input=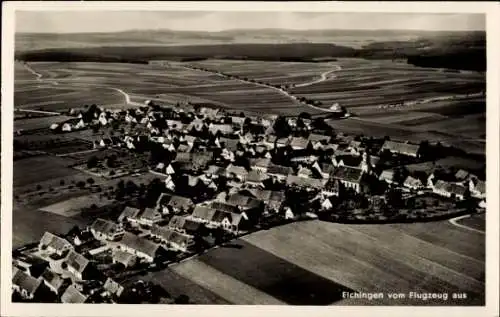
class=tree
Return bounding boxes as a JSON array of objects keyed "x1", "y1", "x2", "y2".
[
  {"x1": 87, "y1": 156, "x2": 99, "y2": 169},
  {"x1": 87, "y1": 178, "x2": 95, "y2": 185},
  {"x1": 76, "y1": 181, "x2": 86, "y2": 188},
  {"x1": 272, "y1": 116, "x2": 291, "y2": 139}
]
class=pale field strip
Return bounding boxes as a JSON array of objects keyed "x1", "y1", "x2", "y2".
[{"x1": 171, "y1": 259, "x2": 286, "y2": 305}]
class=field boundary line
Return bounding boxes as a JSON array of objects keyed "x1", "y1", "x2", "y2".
[{"x1": 449, "y1": 215, "x2": 485, "y2": 235}]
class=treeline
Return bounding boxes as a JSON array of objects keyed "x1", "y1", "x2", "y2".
[{"x1": 15, "y1": 36, "x2": 486, "y2": 71}]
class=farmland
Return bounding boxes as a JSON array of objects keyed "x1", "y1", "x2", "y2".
[{"x1": 144, "y1": 219, "x2": 484, "y2": 305}]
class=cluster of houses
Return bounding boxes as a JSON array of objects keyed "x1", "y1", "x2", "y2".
[{"x1": 17, "y1": 101, "x2": 485, "y2": 303}]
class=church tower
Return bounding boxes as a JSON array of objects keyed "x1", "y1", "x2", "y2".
[{"x1": 361, "y1": 151, "x2": 371, "y2": 175}]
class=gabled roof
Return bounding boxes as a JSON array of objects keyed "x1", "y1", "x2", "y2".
[
  {"x1": 65, "y1": 250, "x2": 90, "y2": 274},
  {"x1": 90, "y1": 218, "x2": 121, "y2": 236},
  {"x1": 332, "y1": 166, "x2": 363, "y2": 183},
  {"x1": 119, "y1": 232, "x2": 160, "y2": 259},
  {"x1": 434, "y1": 180, "x2": 468, "y2": 196},
  {"x1": 61, "y1": 284, "x2": 88, "y2": 303},
  {"x1": 209, "y1": 123, "x2": 233, "y2": 134},
  {"x1": 118, "y1": 206, "x2": 141, "y2": 222},
  {"x1": 267, "y1": 164, "x2": 293, "y2": 176},
  {"x1": 219, "y1": 137, "x2": 240, "y2": 152},
  {"x1": 205, "y1": 165, "x2": 225, "y2": 176},
  {"x1": 286, "y1": 174, "x2": 325, "y2": 189},
  {"x1": 227, "y1": 193, "x2": 263, "y2": 210},
  {"x1": 226, "y1": 164, "x2": 249, "y2": 177},
  {"x1": 211, "y1": 201, "x2": 240, "y2": 214},
  {"x1": 379, "y1": 169, "x2": 394, "y2": 181},
  {"x1": 191, "y1": 206, "x2": 217, "y2": 222},
  {"x1": 381, "y1": 140, "x2": 420, "y2": 156},
  {"x1": 41, "y1": 268, "x2": 65, "y2": 291},
  {"x1": 246, "y1": 170, "x2": 269, "y2": 183},
  {"x1": 12, "y1": 268, "x2": 42, "y2": 294},
  {"x1": 140, "y1": 208, "x2": 162, "y2": 221},
  {"x1": 404, "y1": 176, "x2": 423, "y2": 188},
  {"x1": 338, "y1": 155, "x2": 362, "y2": 168},
  {"x1": 324, "y1": 178, "x2": 341, "y2": 192},
  {"x1": 455, "y1": 169, "x2": 470, "y2": 180},
  {"x1": 308, "y1": 133, "x2": 330, "y2": 143},
  {"x1": 289, "y1": 137, "x2": 309, "y2": 149},
  {"x1": 474, "y1": 180, "x2": 486, "y2": 194},
  {"x1": 249, "y1": 158, "x2": 271, "y2": 168},
  {"x1": 39, "y1": 232, "x2": 73, "y2": 252},
  {"x1": 212, "y1": 210, "x2": 243, "y2": 226},
  {"x1": 167, "y1": 195, "x2": 194, "y2": 210},
  {"x1": 112, "y1": 250, "x2": 136, "y2": 267},
  {"x1": 103, "y1": 278, "x2": 124, "y2": 296},
  {"x1": 240, "y1": 189, "x2": 272, "y2": 201}
]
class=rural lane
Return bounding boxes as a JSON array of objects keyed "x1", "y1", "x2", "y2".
[
  {"x1": 294, "y1": 64, "x2": 342, "y2": 87},
  {"x1": 448, "y1": 214, "x2": 485, "y2": 234}
]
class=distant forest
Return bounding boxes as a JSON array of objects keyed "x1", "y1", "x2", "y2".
[{"x1": 15, "y1": 33, "x2": 486, "y2": 71}]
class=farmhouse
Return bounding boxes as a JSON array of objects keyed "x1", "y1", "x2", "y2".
[
  {"x1": 90, "y1": 218, "x2": 124, "y2": 241},
  {"x1": 117, "y1": 232, "x2": 161, "y2": 263},
  {"x1": 331, "y1": 166, "x2": 365, "y2": 193},
  {"x1": 433, "y1": 180, "x2": 468, "y2": 200},
  {"x1": 39, "y1": 232, "x2": 74, "y2": 257},
  {"x1": 381, "y1": 140, "x2": 420, "y2": 157},
  {"x1": 12, "y1": 267, "x2": 43, "y2": 300}
]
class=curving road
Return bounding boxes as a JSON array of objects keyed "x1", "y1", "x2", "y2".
[
  {"x1": 448, "y1": 214, "x2": 485, "y2": 234},
  {"x1": 294, "y1": 64, "x2": 342, "y2": 88},
  {"x1": 180, "y1": 63, "x2": 344, "y2": 114}
]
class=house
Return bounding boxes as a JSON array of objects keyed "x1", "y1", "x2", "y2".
[
  {"x1": 455, "y1": 169, "x2": 470, "y2": 181},
  {"x1": 12, "y1": 267, "x2": 43, "y2": 300},
  {"x1": 225, "y1": 164, "x2": 249, "y2": 181},
  {"x1": 89, "y1": 218, "x2": 124, "y2": 241},
  {"x1": 61, "y1": 284, "x2": 88, "y2": 303},
  {"x1": 103, "y1": 278, "x2": 124, "y2": 298},
  {"x1": 249, "y1": 158, "x2": 271, "y2": 173},
  {"x1": 189, "y1": 206, "x2": 218, "y2": 228},
  {"x1": 263, "y1": 135, "x2": 288, "y2": 149},
  {"x1": 286, "y1": 174, "x2": 325, "y2": 191},
  {"x1": 226, "y1": 193, "x2": 264, "y2": 221},
  {"x1": 403, "y1": 176, "x2": 424, "y2": 191},
  {"x1": 245, "y1": 170, "x2": 268, "y2": 187},
  {"x1": 433, "y1": 180, "x2": 468, "y2": 200},
  {"x1": 150, "y1": 225, "x2": 195, "y2": 252},
  {"x1": 297, "y1": 166, "x2": 313, "y2": 178},
  {"x1": 290, "y1": 155, "x2": 318, "y2": 164},
  {"x1": 156, "y1": 193, "x2": 194, "y2": 215},
  {"x1": 212, "y1": 210, "x2": 246, "y2": 234},
  {"x1": 289, "y1": 137, "x2": 309, "y2": 150},
  {"x1": 41, "y1": 268, "x2": 69, "y2": 295},
  {"x1": 283, "y1": 207, "x2": 295, "y2": 220},
  {"x1": 64, "y1": 250, "x2": 91, "y2": 281},
  {"x1": 12, "y1": 254, "x2": 49, "y2": 278},
  {"x1": 240, "y1": 189, "x2": 285, "y2": 213},
  {"x1": 111, "y1": 250, "x2": 137, "y2": 268},
  {"x1": 469, "y1": 179, "x2": 486, "y2": 199},
  {"x1": 336, "y1": 155, "x2": 363, "y2": 169},
  {"x1": 347, "y1": 140, "x2": 365, "y2": 155},
  {"x1": 267, "y1": 164, "x2": 293, "y2": 182},
  {"x1": 117, "y1": 232, "x2": 161, "y2": 263},
  {"x1": 231, "y1": 116, "x2": 246, "y2": 128},
  {"x1": 313, "y1": 162, "x2": 336, "y2": 179},
  {"x1": 308, "y1": 133, "x2": 330, "y2": 149},
  {"x1": 38, "y1": 232, "x2": 74, "y2": 257},
  {"x1": 117, "y1": 206, "x2": 141, "y2": 224},
  {"x1": 322, "y1": 178, "x2": 341, "y2": 197},
  {"x1": 167, "y1": 215, "x2": 204, "y2": 235},
  {"x1": 379, "y1": 169, "x2": 395, "y2": 184},
  {"x1": 137, "y1": 208, "x2": 162, "y2": 226},
  {"x1": 321, "y1": 197, "x2": 334, "y2": 210},
  {"x1": 209, "y1": 123, "x2": 233, "y2": 135},
  {"x1": 380, "y1": 140, "x2": 420, "y2": 157},
  {"x1": 331, "y1": 166, "x2": 365, "y2": 193},
  {"x1": 218, "y1": 137, "x2": 240, "y2": 152},
  {"x1": 204, "y1": 165, "x2": 225, "y2": 178}
]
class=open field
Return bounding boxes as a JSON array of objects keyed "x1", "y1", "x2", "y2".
[
  {"x1": 14, "y1": 115, "x2": 74, "y2": 131},
  {"x1": 39, "y1": 193, "x2": 114, "y2": 217},
  {"x1": 154, "y1": 219, "x2": 484, "y2": 305},
  {"x1": 13, "y1": 155, "x2": 79, "y2": 187},
  {"x1": 457, "y1": 213, "x2": 486, "y2": 232}
]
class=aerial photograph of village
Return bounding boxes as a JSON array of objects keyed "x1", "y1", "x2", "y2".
[{"x1": 10, "y1": 10, "x2": 486, "y2": 306}]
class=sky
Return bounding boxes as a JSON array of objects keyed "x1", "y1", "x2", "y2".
[{"x1": 15, "y1": 11, "x2": 485, "y2": 33}]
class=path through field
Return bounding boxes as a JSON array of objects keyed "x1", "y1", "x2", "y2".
[
  {"x1": 449, "y1": 214, "x2": 485, "y2": 234},
  {"x1": 294, "y1": 64, "x2": 342, "y2": 87}
]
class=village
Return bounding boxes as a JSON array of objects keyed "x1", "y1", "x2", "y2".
[{"x1": 12, "y1": 99, "x2": 486, "y2": 304}]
